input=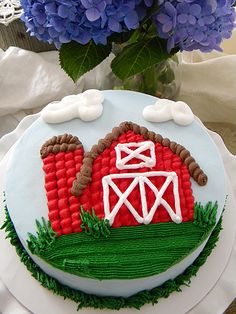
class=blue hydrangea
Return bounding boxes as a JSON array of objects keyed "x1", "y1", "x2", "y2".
[
  {"x1": 154, "y1": 0, "x2": 236, "y2": 52},
  {"x1": 20, "y1": 0, "x2": 236, "y2": 52},
  {"x1": 20, "y1": 0, "x2": 149, "y2": 48}
]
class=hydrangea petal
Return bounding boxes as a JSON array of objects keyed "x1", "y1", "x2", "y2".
[{"x1": 86, "y1": 8, "x2": 101, "y2": 22}]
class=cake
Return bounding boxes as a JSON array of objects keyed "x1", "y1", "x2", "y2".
[{"x1": 2, "y1": 90, "x2": 226, "y2": 310}]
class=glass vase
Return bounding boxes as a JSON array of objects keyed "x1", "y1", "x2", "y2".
[{"x1": 113, "y1": 54, "x2": 181, "y2": 100}]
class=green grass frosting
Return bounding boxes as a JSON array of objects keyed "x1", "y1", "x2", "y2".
[
  {"x1": 1, "y1": 204, "x2": 223, "y2": 310},
  {"x1": 25, "y1": 202, "x2": 218, "y2": 280}
]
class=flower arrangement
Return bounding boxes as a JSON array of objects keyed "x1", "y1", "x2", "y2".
[{"x1": 20, "y1": 0, "x2": 236, "y2": 85}]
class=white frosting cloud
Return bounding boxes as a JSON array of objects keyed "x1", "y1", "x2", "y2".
[
  {"x1": 41, "y1": 89, "x2": 104, "y2": 123},
  {"x1": 143, "y1": 99, "x2": 194, "y2": 126}
]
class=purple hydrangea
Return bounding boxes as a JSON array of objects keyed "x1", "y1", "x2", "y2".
[
  {"x1": 20, "y1": 0, "x2": 149, "y2": 48},
  {"x1": 154, "y1": 0, "x2": 236, "y2": 52}
]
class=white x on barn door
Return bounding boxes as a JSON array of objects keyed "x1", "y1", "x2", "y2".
[{"x1": 102, "y1": 171, "x2": 182, "y2": 225}]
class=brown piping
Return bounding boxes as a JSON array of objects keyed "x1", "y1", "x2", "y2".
[
  {"x1": 40, "y1": 134, "x2": 83, "y2": 159},
  {"x1": 70, "y1": 121, "x2": 208, "y2": 196}
]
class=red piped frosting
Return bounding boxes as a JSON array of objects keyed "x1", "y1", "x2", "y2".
[
  {"x1": 43, "y1": 149, "x2": 84, "y2": 236},
  {"x1": 41, "y1": 125, "x2": 197, "y2": 236}
]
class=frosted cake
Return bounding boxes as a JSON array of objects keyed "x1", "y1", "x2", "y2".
[{"x1": 2, "y1": 90, "x2": 226, "y2": 310}]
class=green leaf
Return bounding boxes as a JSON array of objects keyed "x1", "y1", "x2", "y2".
[
  {"x1": 108, "y1": 30, "x2": 135, "y2": 44},
  {"x1": 111, "y1": 37, "x2": 175, "y2": 80},
  {"x1": 59, "y1": 40, "x2": 112, "y2": 82}
]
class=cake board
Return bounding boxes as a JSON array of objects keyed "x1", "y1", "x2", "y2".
[{"x1": 0, "y1": 113, "x2": 236, "y2": 314}]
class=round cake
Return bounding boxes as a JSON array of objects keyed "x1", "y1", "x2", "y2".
[{"x1": 3, "y1": 90, "x2": 226, "y2": 309}]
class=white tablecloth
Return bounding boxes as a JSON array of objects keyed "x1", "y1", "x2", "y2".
[
  {"x1": 0, "y1": 29, "x2": 235, "y2": 314},
  {"x1": 0, "y1": 29, "x2": 236, "y2": 138}
]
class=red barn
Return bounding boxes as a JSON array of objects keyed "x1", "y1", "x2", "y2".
[{"x1": 41, "y1": 122, "x2": 207, "y2": 236}]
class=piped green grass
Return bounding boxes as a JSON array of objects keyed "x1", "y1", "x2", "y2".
[
  {"x1": 6, "y1": 201, "x2": 218, "y2": 281},
  {"x1": 25, "y1": 201, "x2": 217, "y2": 280},
  {"x1": 80, "y1": 207, "x2": 111, "y2": 238},
  {"x1": 33, "y1": 222, "x2": 213, "y2": 280},
  {"x1": 194, "y1": 201, "x2": 218, "y2": 228},
  {"x1": 1, "y1": 203, "x2": 223, "y2": 310},
  {"x1": 27, "y1": 218, "x2": 57, "y2": 255}
]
